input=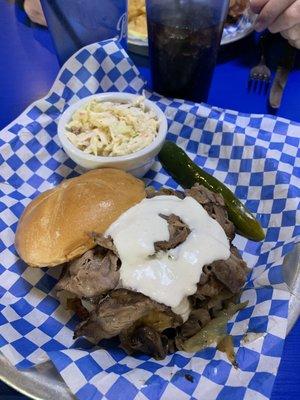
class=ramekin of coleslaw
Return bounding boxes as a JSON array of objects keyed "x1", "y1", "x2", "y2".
[{"x1": 58, "y1": 93, "x2": 168, "y2": 178}]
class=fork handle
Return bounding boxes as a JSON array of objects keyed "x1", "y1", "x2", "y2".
[
  {"x1": 260, "y1": 31, "x2": 272, "y2": 47},
  {"x1": 259, "y1": 32, "x2": 273, "y2": 56},
  {"x1": 258, "y1": 32, "x2": 272, "y2": 65},
  {"x1": 259, "y1": 54, "x2": 266, "y2": 65}
]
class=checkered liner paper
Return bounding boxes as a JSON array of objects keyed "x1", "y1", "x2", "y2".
[{"x1": 0, "y1": 39, "x2": 299, "y2": 400}]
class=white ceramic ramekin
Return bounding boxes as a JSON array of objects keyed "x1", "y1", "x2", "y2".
[{"x1": 57, "y1": 92, "x2": 168, "y2": 178}]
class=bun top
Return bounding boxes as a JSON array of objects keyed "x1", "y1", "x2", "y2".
[{"x1": 15, "y1": 169, "x2": 145, "y2": 267}]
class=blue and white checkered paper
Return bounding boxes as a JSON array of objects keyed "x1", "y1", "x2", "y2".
[{"x1": 0, "y1": 39, "x2": 299, "y2": 400}]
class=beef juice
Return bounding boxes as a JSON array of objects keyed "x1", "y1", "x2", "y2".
[{"x1": 146, "y1": 1, "x2": 228, "y2": 102}]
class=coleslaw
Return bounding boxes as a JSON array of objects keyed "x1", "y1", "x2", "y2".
[{"x1": 65, "y1": 97, "x2": 159, "y2": 157}]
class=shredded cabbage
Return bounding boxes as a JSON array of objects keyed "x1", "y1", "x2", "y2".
[{"x1": 65, "y1": 97, "x2": 159, "y2": 157}]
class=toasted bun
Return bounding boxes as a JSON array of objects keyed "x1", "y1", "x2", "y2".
[{"x1": 15, "y1": 169, "x2": 145, "y2": 267}]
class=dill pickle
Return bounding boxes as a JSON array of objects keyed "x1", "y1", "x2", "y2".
[{"x1": 158, "y1": 141, "x2": 265, "y2": 242}]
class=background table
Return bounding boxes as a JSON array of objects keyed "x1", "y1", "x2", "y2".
[{"x1": 1, "y1": 1, "x2": 300, "y2": 399}]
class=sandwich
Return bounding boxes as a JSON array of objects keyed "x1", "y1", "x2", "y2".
[{"x1": 16, "y1": 168, "x2": 248, "y2": 359}]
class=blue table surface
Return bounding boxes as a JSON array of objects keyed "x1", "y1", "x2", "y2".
[{"x1": 0, "y1": 1, "x2": 299, "y2": 399}]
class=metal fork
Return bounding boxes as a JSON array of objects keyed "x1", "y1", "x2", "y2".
[{"x1": 248, "y1": 34, "x2": 272, "y2": 93}]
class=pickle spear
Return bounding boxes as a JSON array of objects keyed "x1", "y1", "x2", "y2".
[{"x1": 158, "y1": 141, "x2": 265, "y2": 242}]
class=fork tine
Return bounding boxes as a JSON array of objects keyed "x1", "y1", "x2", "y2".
[{"x1": 248, "y1": 33, "x2": 271, "y2": 95}]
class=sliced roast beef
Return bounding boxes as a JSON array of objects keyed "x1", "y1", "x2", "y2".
[
  {"x1": 148, "y1": 184, "x2": 235, "y2": 241},
  {"x1": 146, "y1": 187, "x2": 185, "y2": 199},
  {"x1": 191, "y1": 308, "x2": 211, "y2": 326},
  {"x1": 154, "y1": 214, "x2": 191, "y2": 252},
  {"x1": 198, "y1": 265, "x2": 212, "y2": 285},
  {"x1": 206, "y1": 288, "x2": 235, "y2": 312},
  {"x1": 181, "y1": 308, "x2": 211, "y2": 338},
  {"x1": 90, "y1": 233, "x2": 119, "y2": 256},
  {"x1": 210, "y1": 246, "x2": 249, "y2": 293},
  {"x1": 120, "y1": 326, "x2": 169, "y2": 360},
  {"x1": 66, "y1": 298, "x2": 90, "y2": 320},
  {"x1": 58, "y1": 183, "x2": 249, "y2": 359},
  {"x1": 194, "y1": 275, "x2": 224, "y2": 300},
  {"x1": 74, "y1": 289, "x2": 172, "y2": 341},
  {"x1": 56, "y1": 247, "x2": 120, "y2": 299},
  {"x1": 185, "y1": 184, "x2": 235, "y2": 241}
]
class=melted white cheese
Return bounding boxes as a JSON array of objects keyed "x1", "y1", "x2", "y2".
[
  {"x1": 106, "y1": 196, "x2": 230, "y2": 321},
  {"x1": 172, "y1": 297, "x2": 191, "y2": 323}
]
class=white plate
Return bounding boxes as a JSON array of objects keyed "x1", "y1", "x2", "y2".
[{"x1": 128, "y1": 11, "x2": 256, "y2": 56}]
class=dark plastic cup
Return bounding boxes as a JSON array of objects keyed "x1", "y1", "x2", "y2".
[
  {"x1": 40, "y1": 0, "x2": 127, "y2": 64},
  {"x1": 146, "y1": 0, "x2": 229, "y2": 103}
]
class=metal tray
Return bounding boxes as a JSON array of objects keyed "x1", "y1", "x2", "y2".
[{"x1": 1, "y1": 243, "x2": 299, "y2": 400}]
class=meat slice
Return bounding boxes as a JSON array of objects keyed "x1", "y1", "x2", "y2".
[
  {"x1": 181, "y1": 308, "x2": 211, "y2": 338},
  {"x1": 198, "y1": 265, "x2": 212, "y2": 286},
  {"x1": 147, "y1": 184, "x2": 235, "y2": 241},
  {"x1": 194, "y1": 275, "x2": 224, "y2": 300},
  {"x1": 186, "y1": 184, "x2": 235, "y2": 241},
  {"x1": 210, "y1": 246, "x2": 249, "y2": 293},
  {"x1": 154, "y1": 214, "x2": 191, "y2": 252},
  {"x1": 67, "y1": 298, "x2": 90, "y2": 320},
  {"x1": 192, "y1": 308, "x2": 211, "y2": 326},
  {"x1": 146, "y1": 187, "x2": 185, "y2": 199},
  {"x1": 90, "y1": 233, "x2": 119, "y2": 255},
  {"x1": 120, "y1": 326, "x2": 169, "y2": 360},
  {"x1": 74, "y1": 289, "x2": 170, "y2": 341},
  {"x1": 56, "y1": 248, "x2": 120, "y2": 299}
]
